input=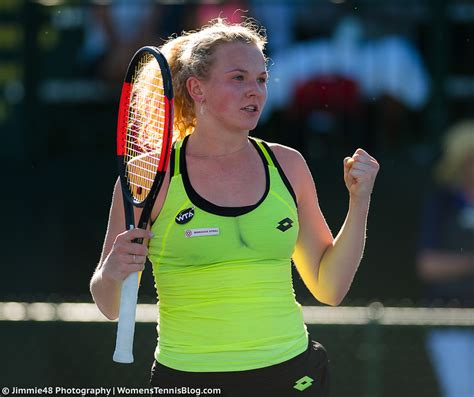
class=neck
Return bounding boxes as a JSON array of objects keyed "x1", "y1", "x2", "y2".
[{"x1": 186, "y1": 128, "x2": 250, "y2": 158}]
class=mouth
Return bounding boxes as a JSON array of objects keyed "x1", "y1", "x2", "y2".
[{"x1": 241, "y1": 105, "x2": 259, "y2": 113}]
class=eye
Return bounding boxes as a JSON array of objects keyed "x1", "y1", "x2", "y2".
[
  {"x1": 233, "y1": 75, "x2": 244, "y2": 81},
  {"x1": 257, "y1": 76, "x2": 267, "y2": 84}
]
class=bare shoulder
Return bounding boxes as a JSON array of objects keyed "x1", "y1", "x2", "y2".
[
  {"x1": 265, "y1": 142, "x2": 309, "y2": 172},
  {"x1": 266, "y1": 142, "x2": 301, "y2": 160},
  {"x1": 264, "y1": 142, "x2": 313, "y2": 200}
]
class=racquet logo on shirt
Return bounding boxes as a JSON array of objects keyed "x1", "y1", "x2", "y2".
[{"x1": 185, "y1": 228, "x2": 220, "y2": 238}]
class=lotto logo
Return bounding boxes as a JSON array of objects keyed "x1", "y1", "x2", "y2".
[
  {"x1": 277, "y1": 217, "x2": 293, "y2": 232},
  {"x1": 293, "y1": 376, "x2": 315, "y2": 391}
]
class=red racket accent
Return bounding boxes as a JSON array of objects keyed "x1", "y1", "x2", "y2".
[
  {"x1": 117, "y1": 82, "x2": 132, "y2": 156},
  {"x1": 158, "y1": 97, "x2": 173, "y2": 173}
]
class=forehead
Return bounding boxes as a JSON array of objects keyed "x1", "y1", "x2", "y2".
[{"x1": 210, "y1": 42, "x2": 266, "y2": 72}]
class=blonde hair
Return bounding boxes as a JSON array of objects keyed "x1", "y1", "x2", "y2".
[
  {"x1": 130, "y1": 52, "x2": 167, "y2": 152},
  {"x1": 435, "y1": 120, "x2": 474, "y2": 188},
  {"x1": 160, "y1": 18, "x2": 267, "y2": 139}
]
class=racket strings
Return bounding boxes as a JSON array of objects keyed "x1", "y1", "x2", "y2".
[{"x1": 125, "y1": 54, "x2": 167, "y2": 202}]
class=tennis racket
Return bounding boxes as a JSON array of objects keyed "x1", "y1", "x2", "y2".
[{"x1": 113, "y1": 46, "x2": 173, "y2": 364}]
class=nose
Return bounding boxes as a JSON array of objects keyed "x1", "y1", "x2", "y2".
[{"x1": 246, "y1": 80, "x2": 266, "y2": 98}]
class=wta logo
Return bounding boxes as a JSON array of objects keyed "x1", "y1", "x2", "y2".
[{"x1": 175, "y1": 207, "x2": 194, "y2": 224}]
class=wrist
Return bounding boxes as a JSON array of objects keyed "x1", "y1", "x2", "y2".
[{"x1": 349, "y1": 194, "x2": 371, "y2": 211}]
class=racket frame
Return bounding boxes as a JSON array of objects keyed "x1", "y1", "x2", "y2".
[{"x1": 113, "y1": 46, "x2": 173, "y2": 364}]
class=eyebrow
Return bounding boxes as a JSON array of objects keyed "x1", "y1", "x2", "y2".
[{"x1": 225, "y1": 68, "x2": 268, "y2": 75}]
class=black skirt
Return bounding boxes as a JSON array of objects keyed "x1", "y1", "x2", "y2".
[{"x1": 150, "y1": 340, "x2": 330, "y2": 397}]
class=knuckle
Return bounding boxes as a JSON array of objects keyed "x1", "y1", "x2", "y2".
[
  {"x1": 131, "y1": 245, "x2": 144, "y2": 255},
  {"x1": 114, "y1": 243, "x2": 127, "y2": 255},
  {"x1": 133, "y1": 227, "x2": 146, "y2": 236}
]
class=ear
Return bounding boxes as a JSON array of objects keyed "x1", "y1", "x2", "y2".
[{"x1": 186, "y1": 76, "x2": 205, "y2": 103}]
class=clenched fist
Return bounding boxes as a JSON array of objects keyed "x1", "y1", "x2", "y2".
[{"x1": 343, "y1": 149, "x2": 380, "y2": 200}]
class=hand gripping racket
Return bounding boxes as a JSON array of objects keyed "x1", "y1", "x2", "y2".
[{"x1": 113, "y1": 46, "x2": 173, "y2": 363}]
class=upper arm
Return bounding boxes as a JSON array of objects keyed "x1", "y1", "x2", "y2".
[{"x1": 269, "y1": 144, "x2": 333, "y2": 296}]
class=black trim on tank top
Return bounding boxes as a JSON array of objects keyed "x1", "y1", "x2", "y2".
[
  {"x1": 169, "y1": 142, "x2": 176, "y2": 177},
  {"x1": 258, "y1": 141, "x2": 298, "y2": 207},
  {"x1": 180, "y1": 134, "x2": 270, "y2": 217}
]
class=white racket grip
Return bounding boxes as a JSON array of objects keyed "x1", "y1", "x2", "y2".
[{"x1": 113, "y1": 271, "x2": 139, "y2": 363}]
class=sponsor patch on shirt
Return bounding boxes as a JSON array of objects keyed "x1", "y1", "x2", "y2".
[
  {"x1": 175, "y1": 207, "x2": 194, "y2": 224},
  {"x1": 185, "y1": 228, "x2": 220, "y2": 238}
]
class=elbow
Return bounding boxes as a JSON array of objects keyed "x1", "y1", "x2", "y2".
[
  {"x1": 326, "y1": 297, "x2": 344, "y2": 307},
  {"x1": 90, "y1": 285, "x2": 119, "y2": 321},
  {"x1": 319, "y1": 294, "x2": 345, "y2": 307},
  {"x1": 102, "y1": 309, "x2": 119, "y2": 321},
  {"x1": 90, "y1": 270, "x2": 120, "y2": 320},
  {"x1": 305, "y1": 277, "x2": 348, "y2": 306},
  {"x1": 93, "y1": 297, "x2": 119, "y2": 321},
  {"x1": 312, "y1": 289, "x2": 346, "y2": 307},
  {"x1": 93, "y1": 296, "x2": 119, "y2": 321}
]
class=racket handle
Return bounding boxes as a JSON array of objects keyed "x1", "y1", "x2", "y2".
[{"x1": 113, "y1": 272, "x2": 139, "y2": 363}]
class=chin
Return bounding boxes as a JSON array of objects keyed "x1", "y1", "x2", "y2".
[{"x1": 242, "y1": 119, "x2": 261, "y2": 131}]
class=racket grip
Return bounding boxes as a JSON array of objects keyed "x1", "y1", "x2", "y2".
[{"x1": 113, "y1": 272, "x2": 139, "y2": 363}]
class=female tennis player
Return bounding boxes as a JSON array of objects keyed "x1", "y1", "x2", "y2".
[{"x1": 90, "y1": 18, "x2": 379, "y2": 396}]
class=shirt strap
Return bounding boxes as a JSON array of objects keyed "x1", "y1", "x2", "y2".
[
  {"x1": 171, "y1": 139, "x2": 184, "y2": 177},
  {"x1": 251, "y1": 137, "x2": 275, "y2": 167}
]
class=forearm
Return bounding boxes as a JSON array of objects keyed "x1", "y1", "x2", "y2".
[
  {"x1": 418, "y1": 250, "x2": 474, "y2": 282},
  {"x1": 90, "y1": 265, "x2": 122, "y2": 320},
  {"x1": 317, "y1": 197, "x2": 370, "y2": 305}
]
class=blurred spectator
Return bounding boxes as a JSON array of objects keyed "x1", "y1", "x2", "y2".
[
  {"x1": 416, "y1": 120, "x2": 474, "y2": 397},
  {"x1": 250, "y1": 2, "x2": 297, "y2": 54},
  {"x1": 261, "y1": 16, "x2": 430, "y2": 155},
  {"x1": 193, "y1": 0, "x2": 248, "y2": 28},
  {"x1": 79, "y1": 1, "x2": 184, "y2": 87},
  {"x1": 79, "y1": 1, "x2": 254, "y2": 87}
]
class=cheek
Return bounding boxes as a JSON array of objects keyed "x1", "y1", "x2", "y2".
[{"x1": 208, "y1": 87, "x2": 238, "y2": 113}]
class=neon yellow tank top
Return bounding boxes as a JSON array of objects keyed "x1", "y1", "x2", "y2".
[{"x1": 148, "y1": 135, "x2": 308, "y2": 372}]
